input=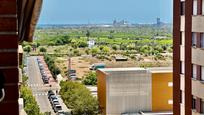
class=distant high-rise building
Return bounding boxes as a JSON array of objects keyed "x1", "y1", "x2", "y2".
[
  {"x1": 173, "y1": 0, "x2": 204, "y2": 115},
  {"x1": 113, "y1": 19, "x2": 128, "y2": 26},
  {"x1": 97, "y1": 67, "x2": 173, "y2": 115},
  {"x1": 157, "y1": 18, "x2": 161, "y2": 26}
]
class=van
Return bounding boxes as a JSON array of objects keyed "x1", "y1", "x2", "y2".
[{"x1": 89, "y1": 63, "x2": 105, "y2": 70}]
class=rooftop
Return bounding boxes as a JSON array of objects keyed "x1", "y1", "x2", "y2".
[
  {"x1": 140, "y1": 111, "x2": 173, "y2": 115},
  {"x1": 98, "y1": 67, "x2": 172, "y2": 74}
]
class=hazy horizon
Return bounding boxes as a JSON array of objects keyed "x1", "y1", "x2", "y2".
[{"x1": 38, "y1": 0, "x2": 173, "y2": 25}]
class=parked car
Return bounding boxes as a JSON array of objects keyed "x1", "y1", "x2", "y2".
[
  {"x1": 48, "y1": 93, "x2": 55, "y2": 99},
  {"x1": 56, "y1": 110, "x2": 65, "y2": 115},
  {"x1": 48, "y1": 90, "x2": 54, "y2": 97},
  {"x1": 49, "y1": 95, "x2": 58, "y2": 101},
  {"x1": 43, "y1": 77, "x2": 49, "y2": 83},
  {"x1": 68, "y1": 69, "x2": 76, "y2": 75},
  {"x1": 89, "y1": 63, "x2": 105, "y2": 70},
  {"x1": 52, "y1": 101, "x2": 60, "y2": 107},
  {"x1": 53, "y1": 105, "x2": 62, "y2": 113},
  {"x1": 51, "y1": 99, "x2": 59, "y2": 107},
  {"x1": 69, "y1": 74, "x2": 77, "y2": 80}
]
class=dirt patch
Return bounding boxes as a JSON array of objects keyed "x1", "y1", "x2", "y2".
[{"x1": 70, "y1": 57, "x2": 91, "y2": 79}]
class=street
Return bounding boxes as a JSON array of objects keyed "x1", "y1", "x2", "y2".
[{"x1": 27, "y1": 56, "x2": 56, "y2": 114}]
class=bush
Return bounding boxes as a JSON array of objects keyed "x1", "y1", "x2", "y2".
[
  {"x1": 39, "y1": 47, "x2": 47, "y2": 53},
  {"x1": 23, "y1": 45, "x2": 32, "y2": 53}
]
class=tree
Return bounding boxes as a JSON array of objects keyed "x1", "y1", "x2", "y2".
[
  {"x1": 36, "y1": 42, "x2": 41, "y2": 47},
  {"x1": 82, "y1": 72, "x2": 97, "y2": 85},
  {"x1": 85, "y1": 49, "x2": 90, "y2": 55},
  {"x1": 44, "y1": 54, "x2": 61, "y2": 79},
  {"x1": 91, "y1": 47, "x2": 100, "y2": 56},
  {"x1": 78, "y1": 41, "x2": 88, "y2": 48},
  {"x1": 60, "y1": 81, "x2": 99, "y2": 115},
  {"x1": 86, "y1": 30, "x2": 90, "y2": 39},
  {"x1": 102, "y1": 46, "x2": 110, "y2": 55},
  {"x1": 112, "y1": 45, "x2": 118, "y2": 51},
  {"x1": 20, "y1": 86, "x2": 41, "y2": 115},
  {"x1": 39, "y1": 47, "x2": 47, "y2": 53},
  {"x1": 73, "y1": 49, "x2": 80, "y2": 56},
  {"x1": 23, "y1": 45, "x2": 32, "y2": 53}
]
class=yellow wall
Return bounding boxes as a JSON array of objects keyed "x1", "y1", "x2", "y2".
[
  {"x1": 97, "y1": 70, "x2": 107, "y2": 115},
  {"x1": 152, "y1": 72, "x2": 173, "y2": 111}
]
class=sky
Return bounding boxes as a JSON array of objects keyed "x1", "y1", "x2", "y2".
[{"x1": 38, "y1": 0, "x2": 173, "y2": 24}]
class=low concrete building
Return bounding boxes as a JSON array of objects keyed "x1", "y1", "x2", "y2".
[{"x1": 97, "y1": 67, "x2": 172, "y2": 115}]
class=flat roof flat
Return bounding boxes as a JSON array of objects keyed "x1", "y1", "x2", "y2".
[
  {"x1": 148, "y1": 67, "x2": 172, "y2": 73},
  {"x1": 98, "y1": 67, "x2": 145, "y2": 72},
  {"x1": 98, "y1": 67, "x2": 172, "y2": 73},
  {"x1": 140, "y1": 111, "x2": 173, "y2": 115}
]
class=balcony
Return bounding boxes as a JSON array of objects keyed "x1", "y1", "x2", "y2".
[
  {"x1": 192, "y1": 16, "x2": 204, "y2": 32},
  {"x1": 192, "y1": 79, "x2": 204, "y2": 99},
  {"x1": 180, "y1": 16, "x2": 204, "y2": 32},
  {"x1": 192, "y1": 48, "x2": 204, "y2": 65}
]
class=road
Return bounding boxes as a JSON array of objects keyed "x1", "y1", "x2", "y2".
[{"x1": 27, "y1": 56, "x2": 56, "y2": 114}]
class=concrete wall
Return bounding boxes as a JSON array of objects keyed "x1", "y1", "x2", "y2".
[{"x1": 105, "y1": 70, "x2": 152, "y2": 115}]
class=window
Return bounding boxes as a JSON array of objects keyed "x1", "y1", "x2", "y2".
[
  {"x1": 181, "y1": 32, "x2": 185, "y2": 45},
  {"x1": 168, "y1": 82, "x2": 173, "y2": 87},
  {"x1": 202, "y1": 100, "x2": 204, "y2": 113},
  {"x1": 168, "y1": 100, "x2": 173, "y2": 105},
  {"x1": 202, "y1": 66, "x2": 204, "y2": 81},
  {"x1": 181, "y1": 61, "x2": 185, "y2": 74},
  {"x1": 193, "y1": 0, "x2": 198, "y2": 15},
  {"x1": 193, "y1": 64, "x2": 197, "y2": 79},
  {"x1": 201, "y1": 33, "x2": 204, "y2": 48},
  {"x1": 192, "y1": 33, "x2": 197, "y2": 47},
  {"x1": 192, "y1": 97, "x2": 196, "y2": 109},
  {"x1": 181, "y1": 2, "x2": 185, "y2": 15}
]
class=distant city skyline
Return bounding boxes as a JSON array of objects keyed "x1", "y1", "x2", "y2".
[{"x1": 38, "y1": 0, "x2": 173, "y2": 24}]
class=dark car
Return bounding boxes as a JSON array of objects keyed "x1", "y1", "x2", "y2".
[
  {"x1": 48, "y1": 90, "x2": 54, "y2": 96},
  {"x1": 52, "y1": 101, "x2": 60, "y2": 107},
  {"x1": 53, "y1": 105, "x2": 62, "y2": 113},
  {"x1": 48, "y1": 92, "x2": 55, "y2": 99},
  {"x1": 57, "y1": 110, "x2": 65, "y2": 115},
  {"x1": 51, "y1": 99, "x2": 59, "y2": 107},
  {"x1": 49, "y1": 95, "x2": 58, "y2": 101},
  {"x1": 43, "y1": 79, "x2": 49, "y2": 84}
]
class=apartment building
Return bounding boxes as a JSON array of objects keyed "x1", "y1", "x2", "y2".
[
  {"x1": 97, "y1": 67, "x2": 172, "y2": 115},
  {"x1": 173, "y1": 0, "x2": 204, "y2": 114},
  {"x1": 0, "y1": 1, "x2": 42, "y2": 114}
]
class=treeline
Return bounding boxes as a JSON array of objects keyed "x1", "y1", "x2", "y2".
[
  {"x1": 20, "y1": 75, "x2": 42, "y2": 115},
  {"x1": 20, "y1": 86, "x2": 41, "y2": 115},
  {"x1": 44, "y1": 54, "x2": 61, "y2": 79}
]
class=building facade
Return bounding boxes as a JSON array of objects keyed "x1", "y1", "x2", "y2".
[
  {"x1": 97, "y1": 67, "x2": 172, "y2": 115},
  {"x1": 0, "y1": 1, "x2": 42, "y2": 114},
  {"x1": 173, "y1": 0, "x2": 204, "y2": 114}
]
